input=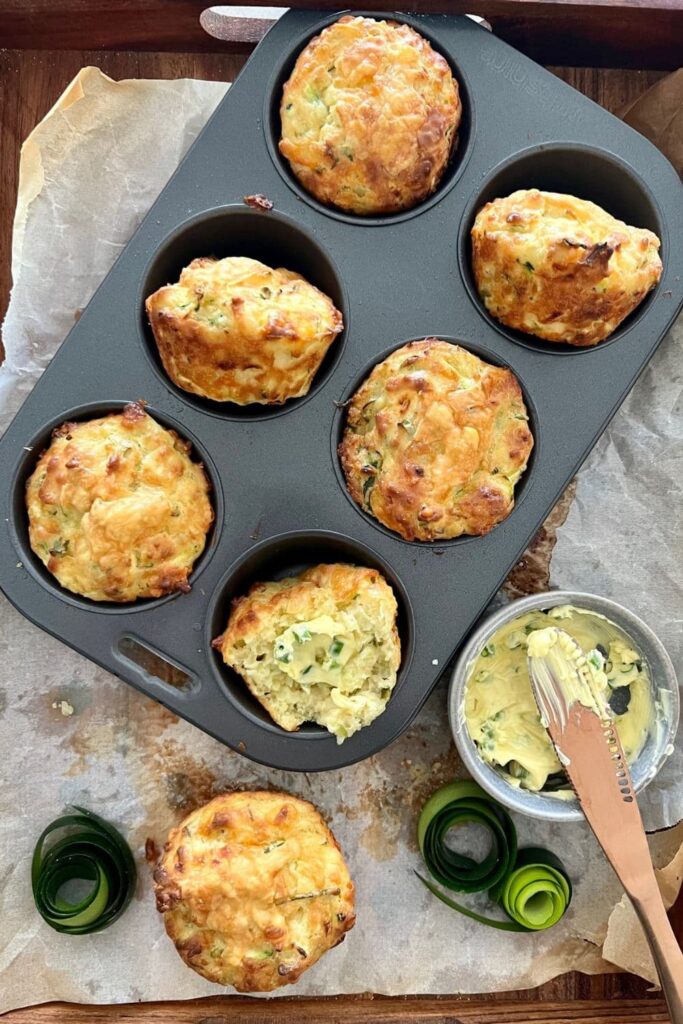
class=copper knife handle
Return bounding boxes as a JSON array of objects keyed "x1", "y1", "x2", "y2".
[
  {"x1": 629, "y1": 881, "x2": 683, "y2": 1024},
  {"x1": 528, "y1": 650, "x2": 683, "y2": 1024},
  {"x1": 549, "y1": 707, "x2": 683, "y2": 1023}
]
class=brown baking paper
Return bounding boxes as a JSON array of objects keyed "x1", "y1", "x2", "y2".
[
  {"x1": 618, "y1": 68, "x2": 683, "y2": 177},
  {"x1": 0, "y1": 67, "x2": 682, "y2": 1013}
]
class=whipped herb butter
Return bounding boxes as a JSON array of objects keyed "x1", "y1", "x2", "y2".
[{"x1": 464, "y1": 604, "x2": 656, "y2": 794}]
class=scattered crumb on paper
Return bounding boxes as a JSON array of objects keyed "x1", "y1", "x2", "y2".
[{"x1": 51, "y1": 700, "x2": 74, "y2": 717}]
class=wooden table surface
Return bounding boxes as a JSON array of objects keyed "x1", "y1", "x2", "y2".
[{"x1": 0, "y1": 33, "x2": 676, "y2": 1024}]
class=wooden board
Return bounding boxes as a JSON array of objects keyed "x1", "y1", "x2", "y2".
[
  {"x1": 0, "y1": 996, "x2": 676, "y2": 1022},
  {"x1": 0, "y1": 34, "x2": 676, "y2": 1024},
  {"x1": 0, "y1": 0, "x2": 682, "y2": 67}
]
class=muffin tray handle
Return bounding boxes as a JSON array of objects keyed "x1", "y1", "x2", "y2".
[{"x1": 112, "y1": 634, "x2": 200, "y2": 697}]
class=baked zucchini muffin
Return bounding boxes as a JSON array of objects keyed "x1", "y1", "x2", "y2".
[
  {"x1": 471, "y1": 189, "x2": 662, "y2": 346},
  {"x1": 213, "y1": 563, "x2": 401, "y2": 742},
  {"x1": 146, "y1": 256, "x2": 343, "y2": 404},
  {"x1": 279, "y1": 15, "x2": 461, "y2": 215},
  {"x1": 154, "y1": 791, "x2": 355, "y2": 992},
  {"x1": 339, "y1": 339, "x2": 533, "y2": 542},
  {"x1": 26, "y1": 402, "x2": 213, "y2": 601}
]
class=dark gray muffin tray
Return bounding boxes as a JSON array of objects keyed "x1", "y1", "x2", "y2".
[{"x1": 1, "y1": 10, "x2": 681, "y2": 771}]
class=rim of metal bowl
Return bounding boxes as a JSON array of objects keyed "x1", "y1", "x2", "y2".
[{"x1": 448, "y1": 590, "x2": 680, "y2": 823}]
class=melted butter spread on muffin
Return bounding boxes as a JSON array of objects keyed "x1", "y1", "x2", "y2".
[
  {"x1": 464, "y1": 605, "x2": 656, "y2": 794},
  {"x1": 214, "y1": 563, "x2": 401, "y2": 742},
  {"x1": 25, "y1": 402, "x2": 213, "y2": 601},
  {"x1": 154, "y1": 791, "x2": 355, "y2": 992},
  {"x1": 339, "y1": 339, "x2": 533, "y2": 542},
  {"x1": 279, "y1": 15, "x2": 462, "y2": 215},
  {"x1": 471, "y1": 189, "x2": 662, "y2": 346},
  {"x1": 146, "y1": 256, "x2": 343, "y2": 404},
  {"x1": 274, "y1": 615, "x2": 356, "y2": 686}
]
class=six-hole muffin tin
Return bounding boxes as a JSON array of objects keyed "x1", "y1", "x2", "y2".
[{"x1": 1, "y1": 9, "x2": 681, "y2": 771}]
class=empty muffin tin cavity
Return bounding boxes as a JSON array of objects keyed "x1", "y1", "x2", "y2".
[
  {"x1": 331, "y1": 337, "x2": 539, "y2": 546},
  {"x1": 264, "y1": 11, "x2": 474, "y2": 225},
  {"x1": 206, "y1": 530, "x2": 414, "y2": 737},
  {"x1": 139, "y1": 206, "x2": 349, "y2": 419},
  {"x1": 459, "y1": 143, "x2": 666, "y2": 355},
  {"x1": 11, "y1": 401, "x2": 223, "y2": 613}
]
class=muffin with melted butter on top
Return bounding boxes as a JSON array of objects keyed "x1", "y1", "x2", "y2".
[
  {"x1": 213, "y1": 563, "x2": 401, "y2": 742},
  {"x1": 146, "y1": 256, "x2": 343, "y2": 404},
  {"x1": 25, "y1": 402, "x2": 213, "y2": 601},
  {"x1": 471, "y1": 189, "x2": 662, "y2": 346},
  {"x1": 279, "y1": 15, "x2": 462, "y2": 215}
]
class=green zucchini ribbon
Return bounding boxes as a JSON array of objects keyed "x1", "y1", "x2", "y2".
[
  {"x1": 31, "y1": 806, "x2": 137, "y2": 934},
  {"x1": 417, "y1": 781, "x2": 571, "y2": 932}
]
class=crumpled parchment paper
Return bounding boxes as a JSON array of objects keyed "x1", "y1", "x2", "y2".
[
  {"x1": 617, "y1": 67, "x2": 683, "y2": 176},
  {"x1": 0, "y1": 66, "x2": 681, "y2": 1014}
]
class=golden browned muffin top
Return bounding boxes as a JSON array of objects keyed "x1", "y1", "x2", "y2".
[
  {"x1": 279, "y1": 15, "x2": 461, "y2": 215},
  {"x1": 146, "y1": 256, "x2": 343, "y2": 405},
  {"x1": 214, "y1": 562, "x2": 400, "y2": 742},
  {"x1": 25, "y1": 402, "x2": 213, "y2": 601},
  {"x1": 471, "y1": 189, "x2": 663, "y2": 346},
  {"x1": 154, "y1": 791, "x2": 356, "y2": 992},
  {"x1": 339, "y1": 339, "x2": 533, "y2": 542}
]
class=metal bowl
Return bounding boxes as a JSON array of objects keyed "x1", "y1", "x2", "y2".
[{"x1": 448, "y1": 590, "x2": 679, "y2": 822}]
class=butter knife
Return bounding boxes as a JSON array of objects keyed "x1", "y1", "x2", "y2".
[{"x1": 527, "y1": 627, "x2": 683, "y2": 1024}]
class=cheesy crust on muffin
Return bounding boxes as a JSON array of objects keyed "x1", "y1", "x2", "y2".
[
  {"x1": 471, "y1": 189, "x2": 662, "y2": 346},
  {"x1": 213, "y1": 563, "x2": 401, "y2": 742},
  {"x1": 154, "y1": 791, "x2": 356, "y2": 992},
  {"x1": 339, "y1": 339, "x2": 533, "y2": 542},
  {"x1": 26, "y1": 402, "x2": 213, "y2": 601},
  {"x1": 279, "y1": 15, "x2": 461, "y2": 215},
  {"x1": 146, "y1": 256, "x2": 343, "y2": 404}
]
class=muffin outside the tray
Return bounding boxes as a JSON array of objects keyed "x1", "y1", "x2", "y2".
[
  {"x1": 279, "y1": 15, "x2": 462, "y2": 215},
  {"x1": 338, "y1": 339, "x2": 534, "y2": 542},
  {"x1": 154, "y1": 790, "x2": 356, "y2": 992},
  {"x1": 25, "y1": 402, "x2": 213, "y2": 601},
  {"x1": 213, "y1": 563, "x2": 401, "y2": 742},
  {"x1": 471, "y1": 189, "x2": 663, "y2": 346},
  {"x1": 146, "y1": 256, "x2": 343, "y2": 404}
]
